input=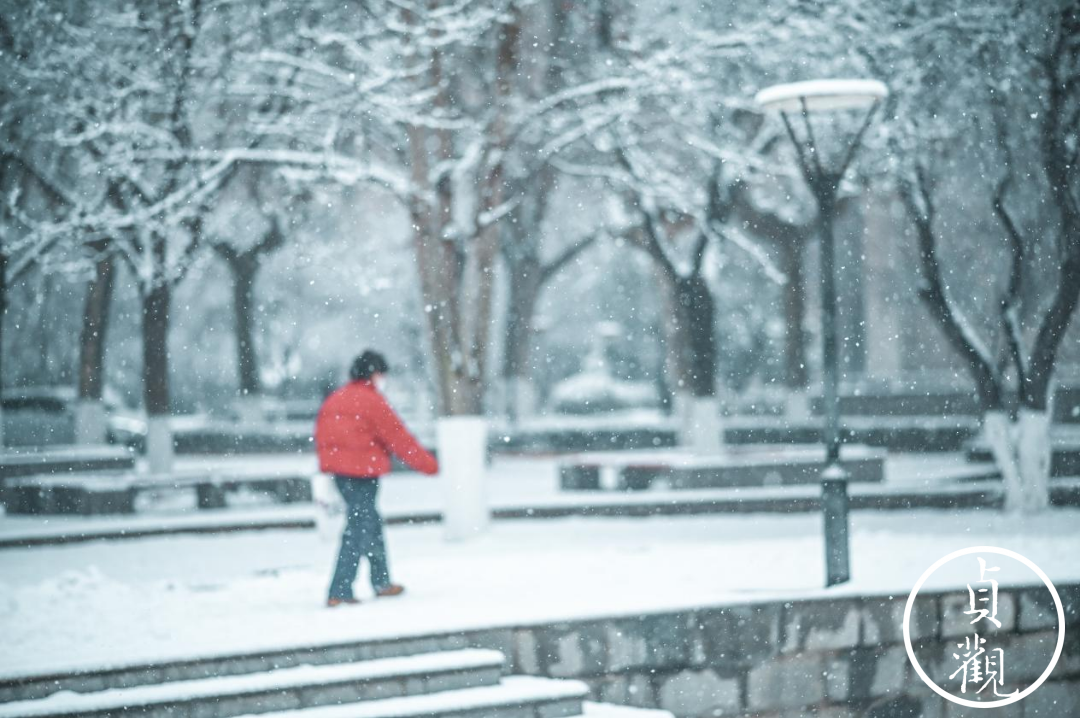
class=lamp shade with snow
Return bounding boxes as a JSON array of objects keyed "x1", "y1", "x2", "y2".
[{"x1": 755, "y1": 79, "x2": 888, "y2": 113}]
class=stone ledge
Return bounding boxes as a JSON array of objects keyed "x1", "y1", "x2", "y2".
[{"x1": 2, "y1": 584, "x2": 1075, "y2": 715}]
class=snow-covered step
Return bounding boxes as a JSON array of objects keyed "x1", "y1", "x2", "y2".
[
  {"x1": 0, "y1": 636, "x2": 505, "y2": 703},
  {"x1": 0, "y1": 650, "x2": 504, "y2": 718},
  {"x1": 581, "y1": 703, "x2": 674, "y2": 718},
  {"x1": 235, "y1": 676, "x2": 588, "y2": 718}
]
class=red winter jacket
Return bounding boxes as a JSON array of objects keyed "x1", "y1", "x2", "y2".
[{"x1": 314, "y1": 380, "x2": 439, "y2": 477}]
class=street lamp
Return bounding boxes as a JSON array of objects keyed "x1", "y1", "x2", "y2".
[{"x1": 755, "y1": 79, "x2": 887, "y2": 587}]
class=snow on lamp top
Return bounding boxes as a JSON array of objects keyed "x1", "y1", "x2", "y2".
[{"x1": 755, "y1": 79, "x2": 888, "y2": 113}]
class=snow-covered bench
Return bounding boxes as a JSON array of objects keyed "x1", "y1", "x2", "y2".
[
  {"x1": 0, "y1": 446, "x2": 135, "y2": 480},
  {"x1": 3, "y1": 469, "x2": 312, "y2": 515},
  {"x1": 173, "y1": 421, "x2": 313, "y2": 455},
  {"x1": 0, "y1": 446, "x2": 137, "y2": 511},
  {"x1": 499, "y1": 415, "x2": 977, "y2": 455},
  {"x1": 559, "y1": 445, "x2": 886, "y2": 491}
]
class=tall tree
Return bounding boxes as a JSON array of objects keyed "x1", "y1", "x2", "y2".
[
  {"x1": 12, "y1": 0, "x2": 245, "y2": 469},
  {"x1": 499, "y1": 179, "x2": 600, "y2": 419},
  {"x1": 102, "y1": 0, "x2": 218, "y2": 471},
  {"x1": 883, "y1": 1, "x2": 1080, "y2": 512},
  {"x1": 610, "y1": 148, "x2": 730, "y2": 452},
  {"x1": 206, "y1": 168, "x2": 308, "y2": 405},
  {"x1": 495, "y1": 0, "x2": 611, "y2": 420},
  {"x1": 268, "y1": 0, "x2": 650, "y2": 416},
  {"x1": 213, "y1": 215, "x2": 285, "y2": 401}
]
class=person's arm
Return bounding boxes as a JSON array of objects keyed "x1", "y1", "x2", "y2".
[{"x1": 369, "y1": 393, "x2": 439, "y2": 475}]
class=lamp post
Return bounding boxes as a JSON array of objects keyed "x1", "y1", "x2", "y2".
[{"x1": 755, "y1": 79, "x2": 887, "y2": 587}]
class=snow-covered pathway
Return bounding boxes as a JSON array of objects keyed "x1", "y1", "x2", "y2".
[{"x1": 1, "y1": 509, "x2": 1078, "y2": 678}]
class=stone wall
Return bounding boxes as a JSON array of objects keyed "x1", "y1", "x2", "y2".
[
  {"x1": 490, "y1": 584, "x2": 1080, "y2": 718},
  {"x1": 4, "y1": 583, "x2": 1074, "y2": 717}
]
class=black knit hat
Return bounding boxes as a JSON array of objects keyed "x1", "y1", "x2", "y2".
[{"x1": 349, "y1": 350, "x2": 390, "y2": 381}]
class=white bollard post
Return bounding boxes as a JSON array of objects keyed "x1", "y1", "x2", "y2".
[
  {"x1": 74, "y1": 399, "x2": 108, "y2": 445},
  {"x1": 785, "y1": 389, "x2": 813, "y2": 420},
  {"x1": 145, "y1": 415, "x2": 174, "y2": 475},
  {"x1": 683, "y1": 395, "x2": 723, "y2": 456},
  {"x1": 511, "y1": 377, "x2": 537, "y2": 419},
  {"x1": 437, "y1": 415, "x2": 489, "y2": 541},
  {"x1": 233, "y1": 396, "x2": 266, "y2": 424}
]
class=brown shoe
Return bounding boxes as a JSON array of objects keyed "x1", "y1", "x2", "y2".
[
  {"x1": 327, "y1": 597, "x2": 361, "y2": 608},
  {"x1": 376, "y1": 584, "x2": 405, "y2": 598}
]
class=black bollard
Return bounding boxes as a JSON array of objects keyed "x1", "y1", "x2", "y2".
[{"x1": 822, "y1": 464, "x2": 851, "y2": 587}]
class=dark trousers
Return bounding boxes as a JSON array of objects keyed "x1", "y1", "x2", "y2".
[{"x1": 328, "y1": 475, "x2": 390, "y2": 599}]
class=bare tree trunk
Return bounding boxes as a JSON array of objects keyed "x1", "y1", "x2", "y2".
[
  {"x1": 75, "y1": 244, "x2": 115, "y2": 444},
  {"x1": 502, "y1": 261, "x2": 542, "y2": 419},
  {"x1": 230, "y1": 258, "x2": 260, "y2": 397},
  {"x1": 458, "y1": 220, "x2": 499, "y2": 416},
  {"x1": 645, "y1": 258, "x2": 685, "y2": 387},
  {"x1": 655, "y1": 265, "x2": 721, "y2": 454},
  {"x1": 131, "y1": 0, "x2": 203, "y2": 473},
  {"x1": 78, "y1": 248, "x2": 115, "y2": 402},
  {"x1": 410, "y1": 10, "x2": 520, "y2": 419},
  {"x1": 456, "y1": 11, "x2": 520, "y2": 417},
  {"x1": 901, "y1": 172, "x2": 1004, "y2": 412},
  {"x1": 546, "y1": 0, "x2": 570, "y2": 87},
  {"x1": 619, "y1": 178, "x2": 721, "y2": 452},
  {"x1": 501, "y1": 220, "x2": 597, "y2": 419},
  {"x1": 1006, "y1": 248, "x2": 1078, "y2": 514},
  {"x1": 142, "y1": 281, "x2": 173, "y2": 473},
  {"x1": 502, "y1": 277, "x2": 539, "y2": 384},
  {"x1": 1021, "y1": 250, "x2": 1080, "y2": 413},
  {"x1": 407, "y1": 121, "x2": 450, "y2": 412},
  {"x1": 674, "y1": 273, "x2": 717, "y2": 399},
  {"x1": 141, "y1": 287, "x2": 172, "y2": 406},
  {"x1": 627, "y1": 197, "x2": 718, "y2": 402},
  {"x1": 408, "y1": 31, "x2": 465, "y2": 416},
  {"x1": 0, "y1": 16, "x2": 20, "y2": 449},
  {"x1": 213, "y1": 214, "x2": 285, "y2": 403},
  {"x1": 0, "y1": 249, "x2": 6, "y2": 447}
]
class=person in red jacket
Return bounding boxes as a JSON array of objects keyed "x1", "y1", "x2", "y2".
[{"x1": 315, "y1": 350, "x2": 438, "y2": 607}]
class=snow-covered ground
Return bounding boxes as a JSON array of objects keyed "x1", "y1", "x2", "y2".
[{"x1": 1, "y1": 507, "x2": 1077, "y2": 678}]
